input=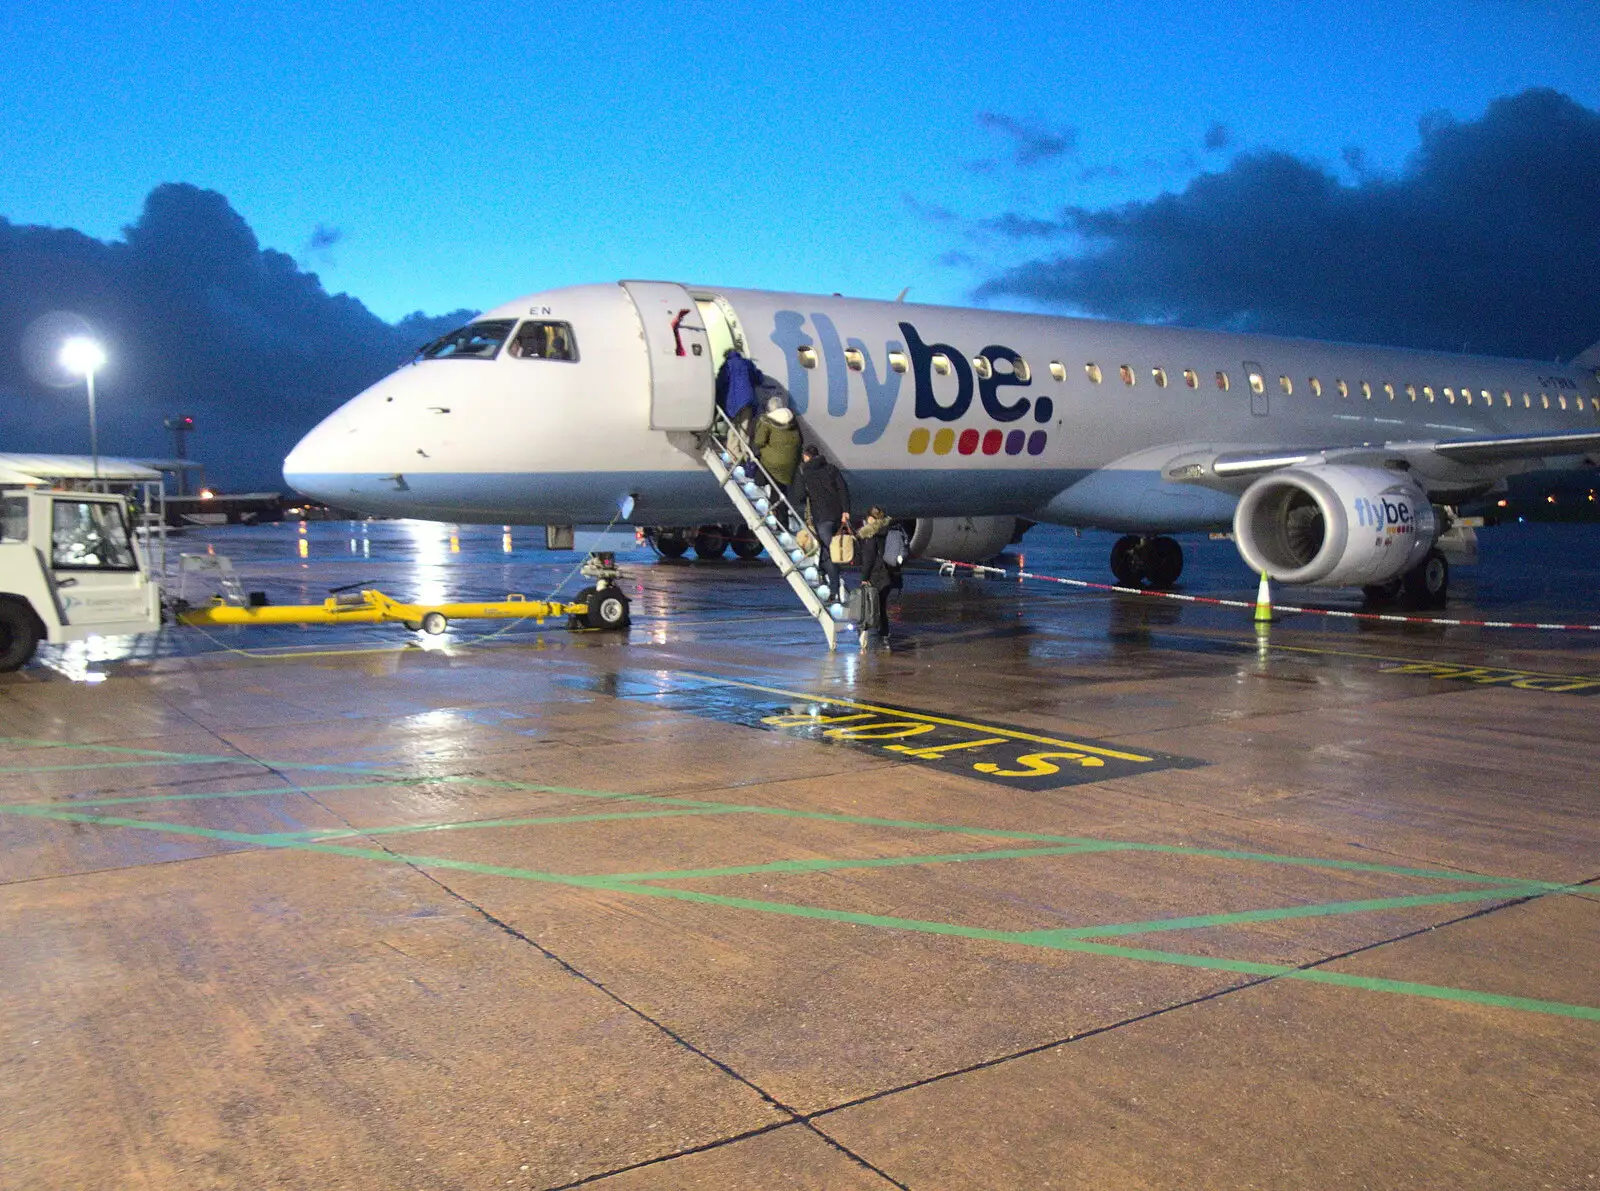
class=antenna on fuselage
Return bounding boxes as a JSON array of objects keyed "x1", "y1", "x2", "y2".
[{"x1": 894, "y1": 287, "x2": 910, "y2": 303}]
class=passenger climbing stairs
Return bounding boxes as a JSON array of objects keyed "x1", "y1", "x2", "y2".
[{"x1": 699, "y1": 411, "x2": 842, "y2": 649}]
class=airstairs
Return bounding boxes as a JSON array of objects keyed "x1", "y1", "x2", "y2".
[{"x1": 699, "y1": 410, "x2": 843, "y2": 649}]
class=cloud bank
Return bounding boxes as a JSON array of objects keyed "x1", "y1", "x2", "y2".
[
  {"x1": 970, "y1": 89, "x2": 1600, "y2": 362},
  {"x1": 0, "y1": 184, "x2": 473, "y2": 490}
]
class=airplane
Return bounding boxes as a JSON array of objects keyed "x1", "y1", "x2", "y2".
[{"x1": 282, "y1": 281, "x2": 1600, "y2": 607}]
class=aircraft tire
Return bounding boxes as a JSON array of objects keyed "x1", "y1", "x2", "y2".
[
  {"x1": 693, "y1": 527, "x2": 728, "y2": 560},
  {"x1": 587, "y1": 588, "x2": 630, "y2": 630},
  {"x1": 0, "y1": 600, "x2": 41, "y2": 673},
  {"x1": 1110, "y1": 535, "x2": 1141, "y2": 586},
  {"x1": 729, "y1": 528, "x2": 764, "y2": 560},
  {"x1": 1361, "y1": 578, "x2": 1403, "y2": 604},
  {"x1": 1401, "y1": 549, "x2": 1449, "y2": 609},
  {"x1": 653, "y1": 532, "x2": 689, "y2": 559},
  {"x1": 420, "y1": 611, "x2": 448, "y2": 635},
  {"x1": 1145, "y1": 536, "x2": 1183, "y2": 588}
]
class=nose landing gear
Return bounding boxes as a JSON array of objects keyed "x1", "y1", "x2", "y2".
[{"x1": 1109, "y1": 534, "x2": 1184, "y2": 589}]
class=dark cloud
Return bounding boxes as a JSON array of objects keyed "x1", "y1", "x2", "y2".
[
  {"x1": 1203, "y1": 122, "x2": 1231, "y2": 152},
  {"x1": 303, "y1": 223, "x2": 344, "y2": 255},
  {"x1": 975, "y1": 112, "x2": 1078, "y2": 169},
  {"x1": 0, "y1": 184, "x2": 473, "y2": 490},
  {"x1": 972, "y1": 88, "x2": 1600, "y2": 361}
]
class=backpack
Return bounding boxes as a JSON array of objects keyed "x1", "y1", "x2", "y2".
[{"x1": 883, "y1": 524, "x2": 909, "y2": 569}]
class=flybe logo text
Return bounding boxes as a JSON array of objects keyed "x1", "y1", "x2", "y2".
[
  {"x1": 1352, "y1": 496, "x2": 1415, "y2": 531},
  {"x1": 769, "y1": 311, "x2": 1053, "y2": 450}
]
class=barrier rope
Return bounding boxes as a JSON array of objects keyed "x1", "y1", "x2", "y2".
[{"x1": 931, "y1": 558, "x2": 1600, "y2": 632}]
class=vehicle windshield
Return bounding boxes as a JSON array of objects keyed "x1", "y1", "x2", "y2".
[
  {"x1": 52, "y1": 500, "x2": 138, "y2": 570},
  {"x1": 419, "y1": 319, "x2": 516, "y2": 361}
]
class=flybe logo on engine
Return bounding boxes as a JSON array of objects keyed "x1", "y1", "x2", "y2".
[
  {"x1": 769, "y1": 311, "x2": 1050, "y2": 458},
  {"x1": 1352, "y1": 490, "x2": 1417, "y2": 537}
]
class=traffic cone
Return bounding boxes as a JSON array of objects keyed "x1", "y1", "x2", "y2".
[{"x1": 1253, "y1": 572, "x2": 1274, "y2": 623}]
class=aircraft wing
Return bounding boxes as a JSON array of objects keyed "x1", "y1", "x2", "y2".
[{"x1": 1170, "y1": 429, "x2": 1600, "y2": 495}]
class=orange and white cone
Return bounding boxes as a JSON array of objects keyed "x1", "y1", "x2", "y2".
[{"x1": 1253, "y1": 572, "x2": 1274, "y2": 623}]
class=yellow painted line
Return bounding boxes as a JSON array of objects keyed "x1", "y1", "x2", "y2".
[{"x1": 683, "y1": 672, "x2": 1156, "y2": 763}]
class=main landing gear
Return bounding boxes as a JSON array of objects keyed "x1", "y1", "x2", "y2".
[
  {"x1": 1363, "y1": 548, "x2": 1449, "y2": 609},
  {"x1": 1109, "y1": 535, "x2": 1184, "y2": 589}
]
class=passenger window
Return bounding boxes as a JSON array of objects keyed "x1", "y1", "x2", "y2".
[
  {"x1": 1383, "y1": 383, "x2": 1395, "y2": 401},
  {"x1": 889, "y1": 351, "x2": 908, "y2": 374},
  {"x1": 1278, "y1": 375, "x2": 1292, "y2": 395},
  {"x1": 1049, "y1": 361, "x2": 1066, "y2": 382},
  {"x1": 1086, "y1": 363, "x2": 1103, "y2": 384},
  {"x1": 932, "y1": 353, "x2": 951, "y2": 376},
  {"x1": 1522, "y1": 392, "x2": 1531, "y2": 408},
  {"x1": 1336, "y1": 379, "x2": 1349, "y2": 398},
  {"x1": 1309, "y1": 377, "x2": 1322, "y2": 397},
  {"x1": 1559, "y1": 395, "x2": 1568, "y2": 410},
  {"x1": 1011, "y1": 359, "x2": 1031, "y2": 383},
  {"x1": 51, "y1": 501, "x2": 137, "y2": 570},
  {"x1": 1153, "y1": 368, "x2": 1168, "y2": 388},
  {"x1": 1541, "y1": 393, "x2": 1549, "y2": 408},
  {"x1": 1445, "y1": 387, "x2": 1455, "y2": 403},
  {"x1": 0, "y1": 497, "x2": 26, "y2": 542},
  {"x1": 1246, "y1": 367, "x2": 1265, "y2": 395},
  {"x1": 422, "y1": 318, "x2": 516, "y2": 360},
  {"x1": 1360, "y1": 381, "x2": 1372, "y2": 400},
  {"x1": 1424, "y1": 386, "x2": 1435, "y2": 403},
  {"x1": 1405, "y1": 384, "x2": 1417, "y2": 402},
  {"x1": 1501, "y1": 391, "x2": 1511, "y2": 407},
  {"x1": 797, "y1": 346, "x2": 819, "y2": 369},
  {"x1": 1216, "y1": 371, "x2": 1231, "y2": 392},
  {"x1": 1183, "y1": 369, "x2": 1198, "y2": 389},
  {"x1": 844, "y1": 348, "x2": 865, "y2": 372},
  {"x1": 1120, "y1": 365, "x2": 1135, "y2": 386},
  {"x1": 972, "y1": 355, "x2": 993, "y2": 379},
  {"x1": 508, "y1": 320, "x2": 579, "y2": 362}
]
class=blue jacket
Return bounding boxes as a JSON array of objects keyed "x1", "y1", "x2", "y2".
[{"x1": 717, "y1": 351, "x2": 760, "y2": 419}]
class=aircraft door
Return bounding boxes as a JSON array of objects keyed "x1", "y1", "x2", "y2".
[
  {"x1": 1243, "y1": 360, "x2": 1269, "y2": 416},
  {"x1": 623, "y1": 281, "x2": 716, "y2": 431}
]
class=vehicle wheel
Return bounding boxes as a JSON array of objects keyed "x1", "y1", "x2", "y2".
[
  {"x1": 693, "y1": 527, "x2": 728, "y2": 559},
  {"x1": 586, "y1": 587, "x2": 630, "y2": 629},
  {"x1": 654, "y1": 531, "x2": 689, "y2": 559},
  {"x1": 0, "y1": 601, "x2": 41, "y2": 673},
  {"x1": 420, "y1": 611, "x2": 448, "y2": 635},
  {"x1": 1361, "y1": 578, "x2": 1403, "y2": 604},
  {"x1": 1401, "y1": 549, "x2": 1449, "y2": 609},
  {"x1": 1145, "y1": 536, "x2": 1184, "y2": 588},
  {"x1": 1109, "y1": 535, "x2": 1142, "y2": 586},
  {"x1": 729, "y1": 529, "x2": 764, "y2": 560}
]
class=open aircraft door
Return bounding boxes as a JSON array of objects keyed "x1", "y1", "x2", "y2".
[{"x1": 623, "y1": 281, "x2": 717, "y2": 431}]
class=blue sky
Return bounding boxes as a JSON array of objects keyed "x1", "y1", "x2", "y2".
[{"x1": 3, "y1": 0, "x2": 1597, "y2": 322}]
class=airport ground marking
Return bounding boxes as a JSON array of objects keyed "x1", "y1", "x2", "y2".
[
  {"x1": 271, "y1": 806, "x2": 750, "y2": 842},
  {"x1": 3, "y1": 802, "x2": 1593, "y2": 1022}
]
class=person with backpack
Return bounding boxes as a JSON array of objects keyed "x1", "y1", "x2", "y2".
[{"x1": 853, "y1": 506, "x2": 904, "y2": 648}]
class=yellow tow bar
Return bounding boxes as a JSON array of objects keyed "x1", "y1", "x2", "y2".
[{"x1": 176, "y1": 588, "x2": 630, "y2": 634}]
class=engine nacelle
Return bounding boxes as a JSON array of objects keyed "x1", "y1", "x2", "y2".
[
  {"x1": 1233, "y1": 465, "x2": 1438, "y2": 586},
  {"x1": 908, "y1": 516, "x2": 1018, "y2": 563}
]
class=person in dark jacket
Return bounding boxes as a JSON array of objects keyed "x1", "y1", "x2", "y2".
[
  {"x1": 853, "y1": 506, "x2": 897, "y2": 648},
  {"x1": 789, "y1": 444, "x2": 851, "y2": 603},
  {"x1": 715, "y1": 348, "x2": 761, "y2": 441}
]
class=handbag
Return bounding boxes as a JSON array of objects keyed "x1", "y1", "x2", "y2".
[
  {"x1": 829, "y1": 531, "x2": 856, "y2": 564},
  {"x1": 796, "y1": 525, "x2": 818, "y2": 555}
]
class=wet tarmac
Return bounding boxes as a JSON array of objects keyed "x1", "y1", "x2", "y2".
[{"x1": 1, "y1": 521, "x2": 1596, "y2": 1189}]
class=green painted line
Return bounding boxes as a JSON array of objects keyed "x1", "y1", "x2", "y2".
[
  {"x1": 0, "y1": 782, "x2": 406, "y2": 812},
  {"x1": 9, "y1": 805, "x2": 1595, "y2": 1022},
  {"x1": 0, "y1": 736, "x2": 406, "y2": 778},
  {"x1": 1034, "y1": 885, "x2": 1560, "y2": 940},
  {"x1": 271, "y1": 806, "x2": 752, "y2": 842},
  {"x1": 609, "y1": 842, "x2": 1126, "y2": 882}
]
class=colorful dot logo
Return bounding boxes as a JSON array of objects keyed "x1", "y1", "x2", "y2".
[{"x1": 907, "y1": 427, "x2": 1047, "y2": 456}]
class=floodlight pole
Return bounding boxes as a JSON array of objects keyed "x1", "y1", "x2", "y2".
[{"x1": 87, "y1": 368, "x2": 99, "y2": 481}]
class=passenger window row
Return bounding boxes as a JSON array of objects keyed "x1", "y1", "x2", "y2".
[{"x1": 790, "y1": 344, "x2": 1600, "y2": 415}]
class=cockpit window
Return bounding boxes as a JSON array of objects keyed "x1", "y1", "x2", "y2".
[
  {"x1": 420, "y1": 319, "x2": 516, "y2": 360},
  {"x1": 508, "y1": 320, "x2": 579, "y2": 362}
]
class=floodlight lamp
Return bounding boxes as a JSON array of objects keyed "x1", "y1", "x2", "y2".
[{"x1": 60, "y1": 337, "x2": 106, "y2": 376}]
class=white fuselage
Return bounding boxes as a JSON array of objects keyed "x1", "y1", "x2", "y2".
[{"x1": 283, "y1": 281, "x2": 1600, "y2": 534}]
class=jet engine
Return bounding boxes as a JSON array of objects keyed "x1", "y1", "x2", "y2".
[
  {"x1": 907, "y1": 516, "x2": 1018, "y2": 563},
  {"x1": 1233, "y1": 465, "x2": 1439, "y2": 586}
]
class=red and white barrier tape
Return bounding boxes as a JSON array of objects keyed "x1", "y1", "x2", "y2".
[{"x1": 931, "y1": 559, "x2": 1600, "y2": 632}]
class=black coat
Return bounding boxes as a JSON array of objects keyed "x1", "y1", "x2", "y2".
[{"x1": 790, "y1": 456, "x2": 850, "y2": 526}]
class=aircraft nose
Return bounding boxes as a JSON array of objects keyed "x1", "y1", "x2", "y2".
[{"x1": 282, "y1": 406, "x2": 353, "y2": 501}]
